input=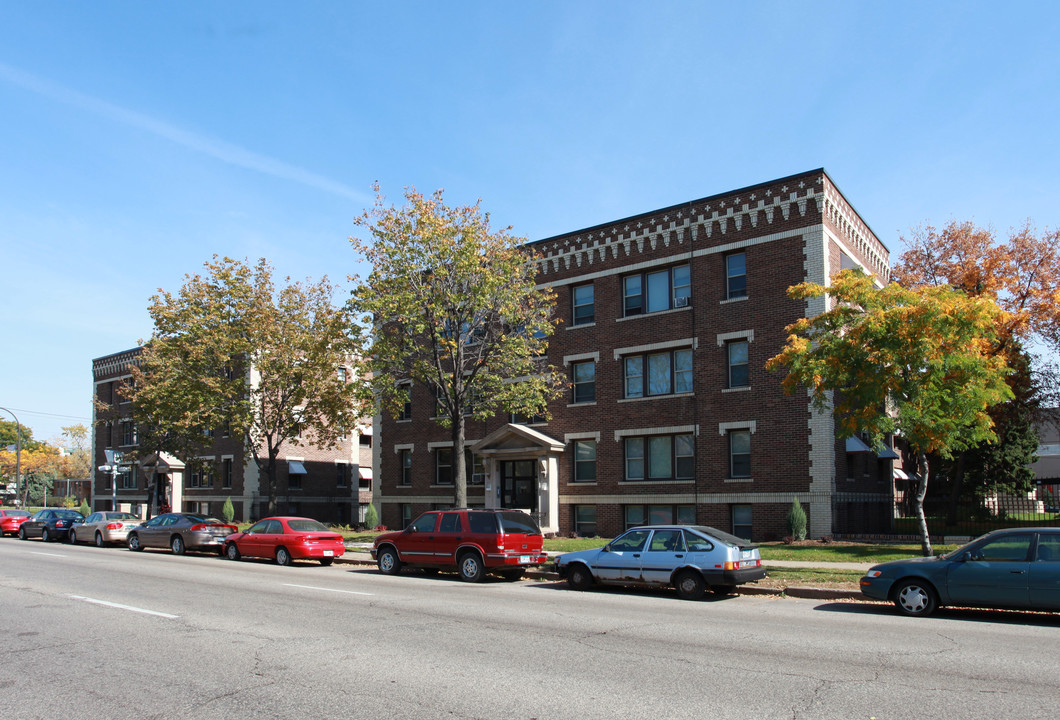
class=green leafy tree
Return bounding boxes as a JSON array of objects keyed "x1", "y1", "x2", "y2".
[
  {"x1": 767, "y1": 270, "x2": 1013, "y2": 555},
  {"x1": 129, "y1": 256, "x2": 362, "y2": 516},
  {"x1": 786, "y1": 498, "x2": 807, "y2": 540},
  {"x1": 221, "y1": 496, "x2": 235, "y2": 524},
  {"x1": 0, "y1": 419, "x2": 44, "y2": 452},
  {"x1": 349, "y1": 187, "x2": 564, "y2": 508}
]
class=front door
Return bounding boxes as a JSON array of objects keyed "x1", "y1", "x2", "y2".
[{"x1": 502, "y1": 461, "x2": 537, "y2": 512}]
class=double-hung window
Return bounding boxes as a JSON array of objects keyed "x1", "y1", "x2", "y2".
[
  {"x1": 729, "y1": 430, "x2": 751, "y2": 478},
  {"x1": 573, "y1": 440, "x2": 597, "y2": 482},
  {"x1": 623, "y1": 264, "x2": 691, "y2": 316},
  {"x1": 727, "y1": 340, "x2": 749, "y2": 388},
  {"x1": 572, "y1": 361, "x2": 596, "y2": 403},
  {"x1": 624, "y1": 434, "x2": 695, "y2": 481},
  {"x1": 397, "y1": 382, "x2": 412, "y2": 421},
  {"x1": 435, "y1": 449, "x2": 453, "y2": 486},
  {"x1": 572, "y1": 284, "x2": 594, "y2": 325},
  {"x1": 624, "y1": 349, "x2": 692, "y2": 398},
  {"x1": 726, "y1": 253, "x2": 747, "y2": 299},
  {"x1": 399, "y1": 449, "x2": 412, "y2": 486}
]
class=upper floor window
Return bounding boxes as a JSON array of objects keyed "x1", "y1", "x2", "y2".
[
  {"x1": 222, "y1": 458, "x2": 233, "y2": 489},
  {"x1": 435, "y1": 448, "x2": 453, "y2": 486},
  {"x1": 623, "y1": 264, "x2": 690, "y2": 316},
  {"x1": 624, "y1": 434, "x2": 695, "y2": 481},
  {"x1": 510, "y1": 410, "x2": 546, "y2": 425},
  {"x1": 726, "y1": 253, "x2": 747, "y2": 299},
  {"x1": 572, "y1": 361, "x2": 596, "y2": 403},
  {"x1": 727, "y1": 341, "x2": 749, "y2": 388},
  {"x1": 337, "y1": 366, "x2": 348, "y2": 383},
  {"x1": 121, "y1": 420, "x2": 137, "y2": 447},
  {"x1": 572, "y1": 284, "x2": 595, "y2": 325},
  {"x1": 397, "y1": 382, "x2": 412, "y2": 421},
  {"x1": 399, "y1": 449, "x2": 412, "y2": 486},
  {"x1": 729, "y1": 429, "x2": 751, "y2": 478},
  {"x1": 624, "y1": 349, "x2": 692, "y2": 398},
  {"x1": 573, "y1": 440, "x2": 597, "y2": 482},
  {"x1": 336, "y1": 463, "x2": 349, "y2": 488}
]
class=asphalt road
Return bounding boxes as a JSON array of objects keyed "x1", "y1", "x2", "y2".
[{"x1": 2, "y1": 538, "x2": 1059, "y2": 720}]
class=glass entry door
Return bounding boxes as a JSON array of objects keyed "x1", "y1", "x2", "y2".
[{"x1": 502, "y1": 460, "x2": 537, "y2": 511}]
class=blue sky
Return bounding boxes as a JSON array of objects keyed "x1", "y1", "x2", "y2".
[{"x1": 2, "y1": 2, "x2": 1058, "y2": 444}]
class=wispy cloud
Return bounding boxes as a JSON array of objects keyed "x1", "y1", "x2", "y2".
[{"x1": 0, "y1": 62, "x2": 370, "y2": 203}]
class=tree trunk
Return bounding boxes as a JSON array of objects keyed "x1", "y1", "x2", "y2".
[
  {"x1": 915, "y1": 450, "x2": 933, "y2": 557},
  {"x1": 265, "y1": 453, "x2": 278, "y2": 517},
  {"x1": 453, "y1": 412, "x2": 467, "y2": 508}
]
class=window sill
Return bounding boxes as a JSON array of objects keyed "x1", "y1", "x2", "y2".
[
  {"x1": 619, "y1": 479, "x2": 695, "y2": 485},
  {"x1": 568, "y1": 322, "x2": 596, "y2": 330},
  {"x1": 720, "y1": 296, "x2": 748, "y2": 305},
  {"x1": 616, "y1": 305, "x2": 692, "y2": 323},
  {"x1": 569, "y1": 481, "x2": 598, "y2": 486},
  {"x1": 568, "y1": 401, "x2": 598, "y2": 408},
  {"x1": 721, "y1": 386, "x2": 751, "y2": 393},
  {"x1": 618, "y1": 392, "x2": 694, "y2": 403},
  {"x1": 430, "y1": 484, "x2": 456, "y2": 489},
  {"x1": 724, "y1": 477, "x2": 753, "y2": 483}
]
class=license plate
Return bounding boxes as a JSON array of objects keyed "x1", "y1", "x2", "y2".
[
  {"x1": 519, "y1": 555, "x2": 531, "y2": 563},
  {"x1": 739, "y1": 560, "x2": 756, "y2": 568},
  {"x1": 323, "y1": 550, "x2": 334, "y2": 556}
]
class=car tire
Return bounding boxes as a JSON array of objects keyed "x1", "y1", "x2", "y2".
[
  {"x1": 128, "y1": 533, "x2": 143, "y2": 551},
  {"x1": 711, "y1": 584, "x2": 736, "y2": 596},
  {"x1": 675, "y1": 570, "x2": 706, "y2": 601},
  {"x1": 170, "y1": 535, "x2": 185, "y2": 555},
  {"x1": 41, "y1": 528, "x2": 51, "y2": 543},
  {"x1": 319, "y1": 557, "x2": 334, "y2": 567},
  {"x1": 225, "y1": 543, "x2": 241, "y2": 561},
  {"x1": 18, "y1": 526, "x2": 27, "y2": 541},
  {"x1": 95, "y1": 532, "x2": 104, "y2": 548},
  {"x1": 275, "y1": 547, "x2": 292, "y2": 566},
  {"x1": 893, "y1": 579, "x2": 938, "y2": 617},
  {"x1": 458, "y1": 552, "x2": 485, "y2": 583},
  {"x1": 498, "y1": 569, "x2": 524, "y2": 581},
  {"x1": 377, "y1": 547, "x2": 402, "y2": 575},
  {"x1": 567, "y1": 563, "x2": 594, "y2": 591},
  {"x1": 68, "y1": 529, "x2": 77, "y2": 544}
]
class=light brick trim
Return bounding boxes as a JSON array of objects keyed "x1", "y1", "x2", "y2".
[
  {"x1": 613, "y1": 337, "x2": 697, "y2": 360},
  {"x1": 718, "y1": 421, "x2": 757, "y2": 435},
  {"x1": 614, "y1": 425, "x2": 698, "y2": 442},
  {"x1": 716, "y1": 330, "x2": 754, "y2": 346}
]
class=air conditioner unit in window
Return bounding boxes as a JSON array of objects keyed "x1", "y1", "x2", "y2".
[{"x1": 674, "y1": 296, "x2": 690, "y2": 308}]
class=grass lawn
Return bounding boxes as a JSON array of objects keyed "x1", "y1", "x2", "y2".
[{"x1": 757, "y1": 542, "x2": 958, "y2": 563}]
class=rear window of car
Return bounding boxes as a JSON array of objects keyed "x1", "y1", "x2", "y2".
[
  {"x1": 497, "y1": 511, "x2": 541, "y2": 535},
  {"x1": 186, "y1": 515, "x2": 226, "y2": 525},
  {"x1": 55, "y1": 510, "x2": 83, "y2": 519},
  {"x1": 287, "y1": 519, "x2": 330, "y2": 533},
  {"x1": 5, "y1": 510, "x2": 30, "y2": 517}
]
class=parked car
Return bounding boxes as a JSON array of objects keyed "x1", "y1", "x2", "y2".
[
  {"x1": 70, "y1": 511, "x2": 142, "y2": 547},
  {"x1": 223, "y1": 516, "x2": 346, "y2": 566},
  {"x1": 371, "y1": 508, "x2": 547, "y2": 582},
  {"x1": 18, "y1": 508, "x2": 84, "y2": 542},
  {"x1": 126, "y1": 513, "x2": 237, "y2": 555},
  {"x1": 554, "y1": 525, "x2": 766, "y2": 600},
  {"x1": 0, "y1": 508, "x2": 32, "y2": 536},
  {"x1": 860, "y1": 527, "x2": 1060, "y2": 617}
]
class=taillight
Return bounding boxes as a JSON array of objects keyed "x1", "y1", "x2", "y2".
[
  {"x1": 106, "y1": 523, "x2": 122, "y2": 530},
  {"x1": 190, "y1": 524, "x2": 210, "y2": 532},
  {"x1": 724, "y1": 559, "x2": 761, "y2": 570}
]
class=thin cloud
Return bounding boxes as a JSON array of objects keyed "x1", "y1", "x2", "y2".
[{"x1": 0, "y1": 62, "x2": 370, "y2": 203}]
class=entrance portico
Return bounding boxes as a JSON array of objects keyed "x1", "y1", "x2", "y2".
[{"x1": 471, "y1": 424, "x2": 565, "y2": 534}]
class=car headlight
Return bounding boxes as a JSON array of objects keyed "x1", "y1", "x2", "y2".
[{"x1": 865, "y1": 570, "x2": 883, "y2": 578}]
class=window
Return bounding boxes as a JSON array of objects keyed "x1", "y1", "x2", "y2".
[
  {"x1": 727, "y1": 341, "x2": 749, "y2": 388},
  {"x1": 729, "y1": 430, "x2": 751, "y2": 478},
  {"x1": 572, "y1": 361, "x2": 596, "y2": 403},
  {"x1": 121, "y1": 469, "x2": 136, "y2": 489},
  {"x1": 408, "y1": 512, "x2": 437, "y2": 533},
  {"x1": 649, "y1": 529, "x2": 685, "y2": 552},
  {"x1": 222, "y1": 458, "x2": 233, "y2": 489},
  {"x1": 732, "y1": 505, "x2": 752, "y2": 540},
  {"x1": 468, "y1": 452, "x2": 486, "y2": 485},
  {"x1": 190, "y1": 464, "x2": 214, "y2": 489},
  {"x1": 397, "y1": 382, "x2": 412, "y2": 421},
  {"x1": 337, "y1": 366, "x2": 348, "y2": 383},
  {"x1": 572, "y1": 284, "x2": 594, "y2": 325},
  {"x1": 726, "y1": 253, "x2": 747, "y2": 299},
  {"x1": 624, "y1": 434, "x2": 695, "y2": 481},
  {"x1": 510, "y1": 410, "x2": 546, "y2": 425},
  {"x1": 611, "y1": 529, "x2": 651, "y2": 552},
  {"x1": 399, "y1": 449, "x2": 412, "y2": 486},
  {"x1": 439, "y1": 512, "x2": 463, "y2": 533},
  {"x1": 971, "y1": 534, "x2": 1033, "y2": 561},
  {"x1": 574, "y1": 506, "x2": 597, "y2": 536},
  {"x1": 121, "y1": 421, "x2": 137, "y2": 447},
  {"x1": 573, "y1": 440, "x2": 596, "y2": 482},
  {"x1": 623, "y1": 264, "x2": 690, "y2": 316},
  {"x1": 288, "y1": 468, "x2": 301, "y2": 490},
  {"x1": 624, "y1": 349, "x2": 692, "y2": 398},
  {"x1": 336, "y1": 463, "x2": 349, "y2": 488},
  {"x1": 400, "y1": 504, "x2": 413, "y2": 529},
  {"x1": 435, "y1": 449, "x2": 453, "y2": 486}
]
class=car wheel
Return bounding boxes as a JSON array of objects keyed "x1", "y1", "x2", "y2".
[
  {"x1": 319, "y1": 557, "x2": 334, "y2": 567},
  {"x1": 225, "y1": 543, "x2": 241, "y2": 561},
  {"x1": 567, "y1": 563, "x2": 594, "y2": 591},
  {"x1": 498, "y1": 569, "x2": 524, "y2": 581},
  {"x1": 893, "y1": 579, "x2": 938, "y2": 617},
  {"x1": 711, "y1": 584, "x2": 736, "y2": 596},
  {"x1": 377, "y1": 547, "x2": 402, "y2": 575},
  {"x1": 68, "y1": 529, "x2": 77, "y2": 544},
  {"x1": 18, "y1": 526, "x2": 27, "y2": 541},
  {"x1": 275, "y1": 547, "x2": 292, "y2": 567},
  {"x1": 41, "y1": 528, "x2": 51, "y2": 543},
  {"x1": 675, "y1": 570, "x2": 706, "y2": 601},
  {"x1": 128, "y1": 533, "x2": 143, "y2": 551},
  {"x1": 170, "y1": 535, "x2": 185, "y2": 555},
  {"x1": 95, "y1": 532, "x2": 104, "y2": 548},
  {"x1": 458, "y1": 552, "x2": 485, "y2": 583}
]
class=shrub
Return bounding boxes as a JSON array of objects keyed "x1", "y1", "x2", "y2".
[
  {"x1": 363, "y1": 503, "x2": 379, "y2": 529},
  {"x1": 78, "y1": 499, "x2": 90, "y2": 516},
  {"x1": 786, "y1": 497, "x2": 807, "y2": 540},
  {"x1": 221, "y1": 497, "x2": 235, "y2": 524}
]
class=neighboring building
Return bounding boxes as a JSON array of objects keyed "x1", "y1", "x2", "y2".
[
  {"x1": 91, "y1": 347, "x2": 371, "y2": 524},
  {"x1": 1033, "y1": 409, "x2": 1060, "y2": 504},
  {"x1": 374, "y1": 169, "x2": 897, "y2": 541}
]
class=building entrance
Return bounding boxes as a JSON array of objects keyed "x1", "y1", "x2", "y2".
[{"x1": 501, "y1": 460, "x2": 537, "y2": 512}]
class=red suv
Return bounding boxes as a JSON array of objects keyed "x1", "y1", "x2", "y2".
[{"x1": 371, "y1": 508, "x2": 547, "y2": 582}]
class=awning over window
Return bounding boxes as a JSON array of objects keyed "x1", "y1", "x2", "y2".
[
  {"x1": 875, "y1": 445, "x2": 900, "y2": 460},
  {"x1": 288, "y1": 460, "x2": 307, "y2": 475},
  {"x1": 358, "y1": 467, "x2": 372, "y2": 480},
  {"x1": 845, "y1": 436, "x2": 873, "y2": 454},
  {"x1": 894, "y1": 468, "x2": 910, "y2": 480}
]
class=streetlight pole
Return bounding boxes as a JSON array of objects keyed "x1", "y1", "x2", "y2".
[{"x1": 0, "y1": 407, "x2": 22, "y2": 506}]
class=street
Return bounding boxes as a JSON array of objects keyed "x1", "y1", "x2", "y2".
[{"x1": 2, "y1": 539, "x2": 1059, "y2": 719}]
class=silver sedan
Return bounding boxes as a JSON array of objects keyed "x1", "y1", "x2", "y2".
[
  {"x1": 126, "y1": 513, "x2": 237, "y2": 555},
  {"x1": 70, "y1": 511, "x2": 143, "y2": 547}
]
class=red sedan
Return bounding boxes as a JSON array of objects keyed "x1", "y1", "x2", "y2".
[
  {"x1": 222, "y1": 516, "x2": 346, "y2": 566},
  {"x1": 0, "y1": 508, "x2": 31, "y2": 536}
]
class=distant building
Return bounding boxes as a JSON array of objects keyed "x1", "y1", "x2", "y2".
[
  {"x1": 91, "y1": 347, "x2": 371, "y2": 524},
  {"x1": 1033, "y1": 409, "x2": 1060, "y2": 503},
  {"x1": 374, "y1": 169, "x2": 898, "y2": 540}
]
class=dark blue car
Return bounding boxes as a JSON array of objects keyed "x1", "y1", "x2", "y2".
[
  {"x1": 860, "y1": 527, "x2": 1060, "y2": 617},
  {"x1": 18, "y1": 508, "x2": 85, "y2": 542}
]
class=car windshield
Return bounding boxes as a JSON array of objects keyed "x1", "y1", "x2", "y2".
[
  {"x1": 497, "y1": 511, "x2": 541, "y2": 535},
  {"x1": 287, "y1": 519, "x2": 330, "y2": 533},
  {"x1": 939, "y1": 533, "x2": 993, "y2": 560}
]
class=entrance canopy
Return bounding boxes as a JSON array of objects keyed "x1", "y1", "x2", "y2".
[{"x1": 471, "y1": 423, "x2": 565, "y2": 457}]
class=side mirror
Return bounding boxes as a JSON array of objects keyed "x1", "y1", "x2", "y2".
[{"x1": 406, "y1": 526, "x2": 417, "y2": 534}]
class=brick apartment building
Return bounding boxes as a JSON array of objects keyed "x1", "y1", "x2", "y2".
[
  {"x1": 91, "y1": 347, "x2": 373, "y2": 524},
  {"x1": 373, "y1": 168, "x2": 899, "y2": 541}
]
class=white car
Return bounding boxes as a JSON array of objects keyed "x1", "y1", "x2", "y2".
[{"x1": 554, "y1": 525, "x2": 766, "y2": 600}]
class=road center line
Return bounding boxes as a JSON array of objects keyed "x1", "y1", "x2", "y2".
[
  {"x1": 284, "y1": 583, "x2": 373, "y2": 596},
  {"x1": 30, "y1": 552, "x2": 67, "y2": 558},
  {"x1": 68, "y1": 595, "x2": 180, "y2": 619}
]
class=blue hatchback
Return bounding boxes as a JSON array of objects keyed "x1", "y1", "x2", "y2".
[{"x1": 860, "y1": 527, "x2": 1060, "y2": 616}]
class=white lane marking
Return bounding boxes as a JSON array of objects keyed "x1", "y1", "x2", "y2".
[
  {"x1": 30, "y1": 552, "x2": 67, "y2": 558},
  {"x1": 284, "y1": 583, "x2": 373, "y2": 596},
  {"x1": 68, "y1": 595, "x2": 180, "y2": 619}
]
